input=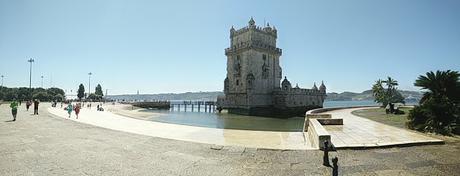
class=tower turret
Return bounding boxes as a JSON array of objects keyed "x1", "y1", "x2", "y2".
[
  {"x1": 319, "y1": 81, "x2": 326, "y2": 93},
  {"x1": 248, "y1": 17, "x2": 255, "y2": 26},
  {"x1": 282, "y1": 77, "x2": 292, "y2": 90},
  {"x1": 312, "y1": 83, "x2": 318, "y2": 91}
]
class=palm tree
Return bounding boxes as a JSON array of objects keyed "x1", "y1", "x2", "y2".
[
  {"x1": 408, "y1": 70, "x2": 460, "y2": 134},
  {"x1": 415, "y1": 70, "x2": 460, "y2": 104},
  {"x1": 372, "y1": 79, "x2": 384, "y2": 98},
  {"x1": 383, "y1": 77, "x2": 398, "y2": 90},
  {"x1": 372, "y1": 77, "x2": 404, "y2": 110}
]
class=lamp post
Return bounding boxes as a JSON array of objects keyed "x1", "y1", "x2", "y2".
[
  {"x1": 28, "y1": 58, "x2": 34, "y2": 89},
  {"x1": 28, "y1": 58, "x2": 35, "y2": 99},
  {"x1": 88, "y1": 72, "x2": 92, "y2": 96},
  {"x1": 1, "y1": 75, "x2": 4, "y2": 87},
  {"x1": 105, "y1": 89, "x2": 108, "y2": 103},
  {"x1": 41, "y1": 75, "x2": 44, "y2": 88}
]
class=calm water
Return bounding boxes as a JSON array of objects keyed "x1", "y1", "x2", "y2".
[
  {"x1": 142, "y1": 100, "x2": 381, "y2": 132},
  {"x1": 323, "y1": 100, "x2": 378, "y2": 108}
]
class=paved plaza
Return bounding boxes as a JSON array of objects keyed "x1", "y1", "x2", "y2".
[
  {"x1": 321, "y1": 107, "x2": 443, "y2": 148},
  {"x1": 49, "y1": 104, "x2": 442, "y2": 150},
  {"x1": 48, "y1": 105, "x2": 311, "y2": 150},
  {"x1": 1, "y1": 103, "x2": 460, "y2": 175}
]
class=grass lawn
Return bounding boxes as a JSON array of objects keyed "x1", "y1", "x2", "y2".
[{"x1": 351, "y1": 107, "x2": 413, "y2": 129}]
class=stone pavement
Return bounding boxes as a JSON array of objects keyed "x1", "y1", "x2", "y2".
[
  {"x1": 321, "y1": 107, "x2": 443, "y2": 148},
  {"x1": 1, "y1": 103, "x2": 460, "y2": 175},
  {"x1": 48, "y1": 105, "x2": 311, "y2": 150}
]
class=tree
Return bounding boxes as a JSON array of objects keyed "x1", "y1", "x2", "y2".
[
  {"x1": 383, "y1": 77, "x2": 398, "y2": 90},
  {"x1": 372, "y1": 79, "x2": 384, "y2": 104},
  {"x1": 33, "y1": 91, "x2": 51, "y2": 101},
  {"x1": 407, "y1": 70, "x2": 460, "y2": 135},
  {"x1": 414, "y1": 70, "x2": 460, "y2": 104},
  {"x1": 54, "y1": 94, "x2": 65, "y2": 102},
  {"x1": 87, "y1": 93, "x2": 100, "y2": 100},
  {"x1": 0, "y1": 87, "x2": 65, "y2": 102},
  {"x1": 17, "y1": 87, "x2": 29, "y2": 101},
  {"x1": 77, "y1": 84, "x2": 85, "y2": 101},
  {"x1": 372, "y1": 77, "x2": 405, "y2": 113},
  {"x1": 47, "y1": 87, "x2": 65, "y2": 97},
  {"x1": 95, "y1": 84, "x2": 103, "y2": 97}
]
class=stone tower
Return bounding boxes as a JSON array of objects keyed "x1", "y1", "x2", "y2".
[
  {"x1": 223, "y1": 18, "x2": 282, "y2": 114},
  {"x1": 218, "y1": 18, "x2": 326, "y2": 117}
]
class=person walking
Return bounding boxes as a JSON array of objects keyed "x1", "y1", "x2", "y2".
[
  {"x1": 33, "y1": 99, "x2": 40, "y2": 115},
  {"x1": 74, "y1": 103, "x2": 81, "y2": 119},
  {"x1": 10, "y1": 99, "x2": 19, "y2": 121},
  {"x1": 67, "y1": 103, "x2": 73, "y2": 118},
  {"x1": 26, "y1": 100, "x2": 31, "y2": 111}
]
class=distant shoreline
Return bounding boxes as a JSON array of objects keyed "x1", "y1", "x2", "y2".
[{"x1": 105, "y1": 90, "x2": 422, "y2": 103}]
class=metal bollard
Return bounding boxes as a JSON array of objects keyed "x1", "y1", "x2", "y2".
[
  {"x1": 323, "y1": 140, "x2": 330, "y2": 166},
  {"x1": 332, "y1": 157, "x2": 338, "y2": 176}
]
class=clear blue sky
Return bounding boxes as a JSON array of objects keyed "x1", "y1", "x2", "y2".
[{"x1": 1, "y1": 0, "x2": 459, "y2": 95}]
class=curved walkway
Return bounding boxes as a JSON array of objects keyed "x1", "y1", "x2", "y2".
[
  {"x1": 321, "y1": 107, "x2": 443, "y2": 148},
  {"x1": 48, "y1": 107, "x2": 313, "y2": 150}
]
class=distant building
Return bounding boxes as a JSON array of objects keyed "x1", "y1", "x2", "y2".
[{"x1": 217, "y1": 18, "x2": 327, "y2": 117}]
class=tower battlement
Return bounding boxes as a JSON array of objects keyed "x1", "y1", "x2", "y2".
[
  {"x1": 227, "y1": 18, "x2": 280, "y2": 56},
  {"x1": 230, "y1": 18, "x2": 278, "y2": 39}
]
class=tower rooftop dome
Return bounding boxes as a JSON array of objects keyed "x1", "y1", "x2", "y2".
[
  {"x1": 312, "y1": 83, "x2": 318, "y2": 90},
  {"x1": 248, "y1": 17, "x2": 255, "y2": 26}
]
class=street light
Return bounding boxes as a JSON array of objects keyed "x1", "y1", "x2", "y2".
[
  {"x1": 28, "y1": 58, "x2": 35, "y2": 99},
  {"x1": 88, "y1": 72, "x2": 92, "y2": 96},
  {"x1": 28, "y1": 58, "x2": 34, "y2": 89},
  {"x1": 41, "y1": 75, "x2": 44, "y2": 88},
  {"x1": 1, "y1": 75, "x2": 4, "y2": 87}
]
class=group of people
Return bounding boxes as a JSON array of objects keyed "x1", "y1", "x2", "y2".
[
  {"x1": 65, "y1": 102, "x2": 82, "y2": 119},
  {"x1": 7, "y1": 99, "x2": 105, "y2": 121},
  {"x1": 25, "y1": 99, "x2": 40, "y2": 115},
  {"x1": 9, "y1": 99, "x2": 40, "y2": 121}
]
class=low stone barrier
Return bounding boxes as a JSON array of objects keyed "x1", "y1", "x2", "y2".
[
  {"x1": 317, "y1": 118, "x2": 343, "y2": 125},
  {"x1": 306, "y1": 113, "x2": 331, "y2": 119},
  {"x1": 304, "y1": 113, "x2": 331, "y2": 132},
  {"x1": 304, "y1": 106, "x2": 369, "y2": 149},
  {"x1": 306, "y1": 119, "x2": 331, "y2": 149}
]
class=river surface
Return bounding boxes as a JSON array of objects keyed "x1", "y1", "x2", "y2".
[{"x1": 141, "y1": 100, "x2": 386, "y2": 132}]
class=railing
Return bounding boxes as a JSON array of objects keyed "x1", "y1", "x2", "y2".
[{"x1": 170, "y1": 101, "x2": 217, "y2": 113}]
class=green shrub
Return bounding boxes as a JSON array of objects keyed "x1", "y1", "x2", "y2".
[{"x1": 407, "y1": 96, "x2": 459, "y2": 135}]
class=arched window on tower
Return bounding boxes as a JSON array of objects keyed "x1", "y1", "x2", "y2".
[
  {"x1": 234, "y1": 55, "x2": 241, "y2": 77},
  {"x1": 262, "y1": 54, "x2": 269, "y2": 79},
  {"x1": 246, "y1": 73, "x2": 255, "y2": 90},
  {"x1": 224, "y1": 77, "x2": 229, "y2": 93}
]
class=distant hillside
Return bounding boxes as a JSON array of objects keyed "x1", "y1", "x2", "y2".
[
  {"x1": 326, "y1": 90, "x2": 423, "y2": 102},
  {"x1": 107, "y1": 90, "x2": 423, "y2": 102},
  {"x1": 107, "y1": 91, "x2": 224, "y2": 101}
]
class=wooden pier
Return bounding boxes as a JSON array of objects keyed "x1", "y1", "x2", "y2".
[
  {"x1": 131, "y1": 101, "x2": 170, "y2": 109},
  {"x1": 130, "y1": 100, "x2": 217, "y2": 113},
  {"x1": 170, "y1": 101, "x2": 217, "y2": 113}
]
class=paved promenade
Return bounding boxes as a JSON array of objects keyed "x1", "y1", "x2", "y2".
[
  {"x1": 321, "y1": 107, "x2": 443, "y2": 148},
  {"x1": 49, "y1": 104, "x2": 442, "y2": 150},
  {"x1": 1, "y1": 103, "x2": 460, "y2": 175},
  {"x1": 48, "y1": 105, "x2": 311, "y2": 150}
]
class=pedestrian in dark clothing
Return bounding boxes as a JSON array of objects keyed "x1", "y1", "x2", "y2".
[
  {"x1": 33, "y1": 99, "x2": 40, "y2": 115},
  {"x1": 26, "y1": 100, "x2": 32, "y2": 111}
]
